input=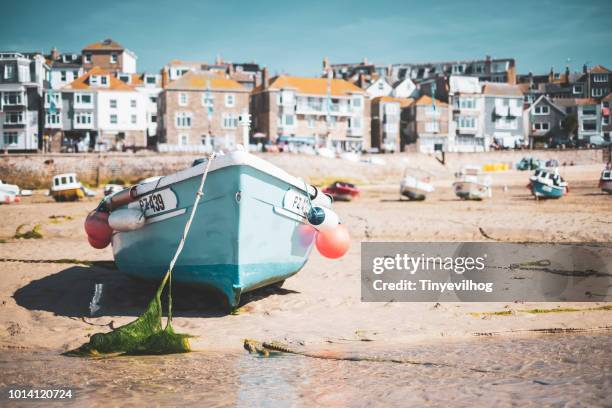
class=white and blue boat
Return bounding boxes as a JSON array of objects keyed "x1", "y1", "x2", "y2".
[
  {"x1": 107, "y1": 150, "x2": 331, "y2": 308},
  {"x1": 528, "y1": 168, "x2": 568, "y2": 199}
]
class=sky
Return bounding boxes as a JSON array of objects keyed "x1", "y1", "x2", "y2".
[{"x1": 1, "y1": 0, "x2": 611, "y2": 76}]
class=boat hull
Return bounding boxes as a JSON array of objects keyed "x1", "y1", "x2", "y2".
[
  {"x1": 400, "y1": 189, "x2": 426, "y2": 201},
  {"x1": 111, "y1": 163, "x2": 315, "y2": 308},
  {"x1": 452, "y1": 182, "x2": 490, "y2": 200},
  {"x1": 52, "y1": 188, "x2": 85, "y2": 202},
  {"x1": 530, "y1": 180, "x2": 565, "y2": 199},
  {"x1": 601, "y1": 180, "x2": 612, "y2": 194}
]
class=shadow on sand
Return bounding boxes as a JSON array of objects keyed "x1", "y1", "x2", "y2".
[{"x1": 13, "y1": 264, "x2": 299, "y2": 318}]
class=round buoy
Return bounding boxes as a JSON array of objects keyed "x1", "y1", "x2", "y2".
[
  {"x1": 297, "y1": 224, "x2": 316, "y2": 247},
  {"x1": 84, "y1": 211, "x2": 113, "y2": 248},
  {"x1": 315, "y1": 224, "x2": 350, "y2": 259}
]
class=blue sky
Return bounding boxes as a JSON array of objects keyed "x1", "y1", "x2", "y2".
[{"x1": 1, "y1": 0, "x2": 611, "y2": 76}]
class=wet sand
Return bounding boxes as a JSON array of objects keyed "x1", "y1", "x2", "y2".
[{"x1": 0, "y1": 160, "x2": 611, "y2": 406}]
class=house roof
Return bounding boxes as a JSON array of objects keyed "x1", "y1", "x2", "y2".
[
  {"x1": 552, "y1": 97, "x2": 598, "y2": 107},
  {"x1": 528, "y1": 95, "x2": 566, "y2": 115},
  {"x1": 254, "y1": 75, "x2": 365, "y2": 96},
  {"x1": 372, "y1": 96, "x2": 414, "y2": 107},
  {"x1": 482, "y1": 82, "x2": 524, "y2": 97},
  {"x1": 602, "y1": 93, "x2": 612, "y2": 102},
  {"x1": 83, "y1": 39, "x2": 124, "y2": 51},
  {"x1": 590, "y1": 65, "x2": 610, "y2": 74},
  {"x1": 415, "y1": 95, "x2": 448, "y2": 107},
  {"x1": 62, "y1": 66, "x2": 135, "y2": 91},
  {"x1": 165, "y1": 71, "x2": 246, "y2": 91}
]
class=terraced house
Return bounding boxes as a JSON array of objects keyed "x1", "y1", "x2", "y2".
[
  {"x1": 401, "y1": 95, "x2": 449, "y2": 153},
  {"x1": 250, "y1": 72, "x2": 370, "y2": 151},
  {"x1": 158, "y1": 71, "x2": 249, "y2": 151},
  {"x1": 82, "y1": 39, "x2": 137, "y2": 74},
  {"x1": 0, "y1": 52, "x2": 48, "y2": 152},
  {"x1": 482, "y1": 83, "x2": 525, "y2": 148},
  {"x1": 51, "y1": 67, "x2": 148, "y2": 151}
]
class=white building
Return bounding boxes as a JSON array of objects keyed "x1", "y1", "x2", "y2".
[{"x1": 448, "y1": 76, "x2": 487, "y2": 152}]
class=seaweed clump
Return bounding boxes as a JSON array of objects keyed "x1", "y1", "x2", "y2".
[{"x1": 14, "y1": 224, "x2": 43, "y2": 239}]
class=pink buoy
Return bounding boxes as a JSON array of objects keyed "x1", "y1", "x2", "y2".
[
  {"x1": 84, "y1": 211, "x2": 113, "y2": 248},
  {"x1": 315, "y1": 224, "x2": 350, "y2": 259},
  {"x1": 297, "y1": 224, "x2": 317, "y2": 247}
]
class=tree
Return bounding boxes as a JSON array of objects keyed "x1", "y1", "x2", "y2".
[{"x1": 561, "y1": 115, "x2": 578, "y2": 137}]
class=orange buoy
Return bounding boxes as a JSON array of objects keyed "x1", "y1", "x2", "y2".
[
  {"x1": 315, "y1": 224, "x2": 350, "y2": 259},
  {"x1": 84, "y1": 211, "x2": 113, "y2": 248}
]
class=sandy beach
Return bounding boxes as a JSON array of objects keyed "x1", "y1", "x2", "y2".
[{"x1": 0, "y1": 154, "x2": 611, "y2": 406}]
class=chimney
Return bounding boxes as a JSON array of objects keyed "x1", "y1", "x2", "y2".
[
  {"x1": 564, "y1": 66, "x2": 570, "y2": 85},
  {"x1": 50, "y1": 47, "x2": 60, "y2": 61},
  {"x1": 583, "y1": 64, "x2": 588, "y2": 74},
  {"x1": 362, "y1": 57, "x2": 368, "y2": 65},
  {"x1": 358, "y1": 73, "x2": 366, "y2": 89},
  {"x1": 549, "y1": 66, "x2": 554, "y2": 82},
  {"x1": 262, "y1": 67, "x2": 269, "y2": 89},
  {"x1": 322, "y1": 57, "x2": 329, "y2": 73}
]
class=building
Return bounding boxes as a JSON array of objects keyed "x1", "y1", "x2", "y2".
[
  {"x1": 578, "y1": 65, "x2": 611, "y2": 101},
  {"x1": 602, "y1": 93, "x2": 611, "y2": 141},
  {"x1": 0, "y1": 52, "x2": 48, "y2": 152},
  {"x1": 448, "y1": 76, "x2": 487, "y2": 152},
  {"x1": 82, "y1": 39, "x2": 137, "y2": 74},
  {"x1": 325, "y1": 57, "x2": 390, "y2": 89},
  {"x1": 55, "y1": 67, "x2": 148, "y2": 151},
  {"x1": 371, "y1": 96, "x2": 413, "y2": 152},
  {"x1": 401, "y1": 95, "x2": 449, "y2": 153},
  {"x1": 524, "y1": 96, "x2": 568, "y2": 147},
  {"x1": 116, "y1": 72, "x2": 162, "y2": 144},
  {"x1": 482, "y1": 83, "x2": 525, "y2": 148},
  {"x1": 161, "y1": 57, "x2": 263, "y2": 90},
  {"x1": 45, "y1": 49, "x2": 84, "y2": 90},
  {"x1": 553, "y1": 98, "x2": 602, "y2": 144},
  {"x1": 158, "y1": 71, "x2": 249, "y2": 151},
  {"x1": 250, "y1": 71, "x2": 370, "y2": 152}
]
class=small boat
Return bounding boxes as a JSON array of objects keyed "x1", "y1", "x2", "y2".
[
  {"x1": 323, "y1": 181, "x2": 360, "y2": 201},
  {"x1": 599, "y1": 166, "x2": 612, "y2": 194},
  {"x1": 452, "y1": 166, "x2": 492, "y2": 200},
  {"x1": 50, "y1": 173, "x2": 86, "y2": 202},
  {"x1": 100, "y1": 150, "x2": 335, "y2": 308},
  {"x1": 0, "y1": 180, "x2": 31, "y2": 197},
  {"x1": 104, "y1": 184, "x2": 125, "y2": 196},
  {"x1": 528, "y1": 168, "x2": 568, "y2": 199},
  {"x1": 400, "y1": 173, "x2": 434, "y2": 201},
  {"x1": 0, "y1": 190, "x2": 17, "y2": 204}
]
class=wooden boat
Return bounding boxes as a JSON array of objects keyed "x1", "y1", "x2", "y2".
[
  {"x1": 600, "y1": 167, "x2": 612, "y2": 194},
  {"x1": 528, "y1": 168, "x2": 568, "y2": 199},
  {"x1": 452, "y1": 166, "x2": 492, "y2": 200},
  {"x1": 323, "y1": 181, "x2": 360, "y2": 201}
]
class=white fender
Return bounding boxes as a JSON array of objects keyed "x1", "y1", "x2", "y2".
[{"x1": 108, "y1": 208, "x2": 145, "y2": 232}]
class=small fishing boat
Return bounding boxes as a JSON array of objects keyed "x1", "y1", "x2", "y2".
[
  {"x1": 0, "y1": 180, "x2": 31, "y2": 197},
  {"x1": 323, "y1": 181, "x2": 360, "y2": 201},
  {"x1": 91, "y1": 150, "x2": 337, "y2": 308},
  {"x1": 0, "y1": 190, "x2": 17, "y2": 204},
  {"x1": 400, "y1": 174, "x2": 434, "y2": 201},
  {"x1": 50, "y1": 173, "x2": 86, "y2": 202},
  {"x1": 528, "y1": 168, "x2": 568, "y2": 199},
  {"x1": 452, "y1": 166, "x2": 492, "y2": 200},
  {"x1": 600, "y1": 166, "x2": 612, "y2": 194}
]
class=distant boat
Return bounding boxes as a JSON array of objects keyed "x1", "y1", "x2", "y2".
[
  {"x1": 527, "y1": 168, "x2": 568, "y2": 199},
  {"x1": 323, "y1": 181, "x2": 360, "y2": 201},
  {"x1": 105, "y1": 150, "x2": 334, "y2": 308},
  {"x1": 104, "y1": 184, "x2": 125, "y2": 196},
  {"x1": 600, "y1": 167, "x2": 612, "y2": 194},
  {"x1": 400, "y1": 173, "x2": 434, "y2": 201},
  {"x1": 0, "y1": 180, "x2": 31, "y2": 197},
  {"x1": 50, "y1": 173, "x2": 90, "y2": 201},
  {"x1": 452, "y1": 166, "x2": 492, "y2": 200}
]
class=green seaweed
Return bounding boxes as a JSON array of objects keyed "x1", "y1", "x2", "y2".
[
  {"x1": 14, "y1": 224, "x2": 43, "y2": 239},
  {"x1": 64, "y1": 273, "x2": 192, "y2": 357},
  {"x1": 471, "y1": 305, "x2": 612, "y2": 317}
]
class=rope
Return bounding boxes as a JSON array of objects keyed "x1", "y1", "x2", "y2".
[{"x1": 159, "y1": 153, "x2": 216, "y2": 326}]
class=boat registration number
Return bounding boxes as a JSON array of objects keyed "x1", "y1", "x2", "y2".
[
  {"x1": 283, "y1": 189, "x2": 309, "y2": 217},
  {"x1": 129, "y1": 188, "x2": 178, "y2": 217}
]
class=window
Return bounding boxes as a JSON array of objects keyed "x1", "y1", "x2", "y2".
[
  {"x1": 452, "y1": 64, "x2": 464, "y2": 74},
  {"x1": 110, "y1": 114, "x2": 118, "y2": 124},
  {"x1": 534, "y1": 105, "x2": 550, "y2": 115},
  {"x1": 130, "y1": 99, "x2": 137, "y2": 108},
  {"x1": 603, "y1": 116, "x2": 610, "y2": 126},
  {"x1": 3, "y1": 64, "x2": 15, "y2": 80},
  {"x1": 131, "y1": 114, "x2": 137, "y2": 124},
  {"x1": 222, "y1": 113, "x2": 238, "y2": 129},
  {"x1": 75, "y1": 93, "x2": 93, "y2": 105},
  {"x1": 352, "y1": 96, "x2": 363, "y2": 109},
  {"x1": 101, "y1": 76, "x2": 108, "y2": 86},
  {"x1": 377, "y1": 81, "x2": 385, "y2": 91},
  {"x1": 582, "y1": 106, "x2": 597, "y2": 116},
  {"x1": 75, "y1": 112, "x2": 92, "y2": 125},
  {"x1": 475, "y1": 64, "x2": 484, "y2": 74},
  {"x1": 180, "y1": 134, "x2": 189, "y2": 145},
  {"x1": 3, "y1": 132, "x2": 19, "y2": 145},
  {"x1": 146, "y1": 76, "x2": 156, "y2": 85},
  {"x1": 225, "y1": 93, "x2": 235, "y2": 107},
  {"x1": 593, "y1": 74, "x2": 608, "y2": 83},
  {"x1": 459, "y1": 98, "x2": 475, "y2": 109},
  {"x1": 4, "y1": 112, "x2": 24, "y2": 124},
  {"x1": 175, "y1": 112, "x2": 192, "y2": 128},
  {"x1": 573, "y1": 85, "x2": 583, "y2": 94},
  {"x1": 458, "y1": 116, "x2": 476, "y2": 128},
  {"x1": 110, "y1": 99, "x2": 117, "y2": 109},
  {"x1": 110, "y1": 54, "x2": 118, "y2": 64},
  {"x1": 83, "y1": 54, "x2": 91, "y2": 64},
  {"x1": 61, "y1": 71, "x2": 67, "y2": 82},
  {"x1": 73, "y1": 70, "x2": 80, "y2": 80},
  {"x1": 2, "y1": 91, "x2": 23, "y2": 105},
  {"x1": 582, "y1": 120, "x2": 597, "y2": 131},
  {"x1": 328, "y1": 116, "x2": 337, "y2": 128},
  {"x1": 533, "y1": 122, "x2": 549, "y2": 131},
  {"x1": 46, "y1": 92, "x2": 60, "y2": 106},
  {"x1": 307, "y1": 115, "x2": 316, "y2": 128},
  {"x1": 46, "y1": 113, "x2": 61, "y2": 126},
  {"x1": 178, "y1": 92, "x2": 188, "y2": 106},
  {"x1": 592, "y1": 88, "x2": 607, "y2": 98},
  {"x1": 202, "y1": 94, "x2": 214, "y2": 107},
  {"x1": 283, "y1": 114, "x2": 295, "y2": 127},
  {"x1": 350, "y1": 116, "x2": 362, "y2": 129},
  {"x1": 151, "y1": 115, "x2": 157, "y2": 123},
  {"x1": 150, "y1": 96, "x2": 157, "y2": 104},
  {"x1": 425, "y1": 121, "x2": 440, "y2": 132},
  {"x1": 118, "y1": 74, "x2": 130, "y2": 83}
]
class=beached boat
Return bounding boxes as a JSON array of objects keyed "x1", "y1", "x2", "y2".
[
  {"x1": 600, "y1": 167, "x2": 612, "y2": 194},
  {"x1": 400, "y1": 174, "x2": 434, "y2": 201},
  {"x1": 0, "y1": 190, "x2": 17, "y2": 204},
  {"x1": 0, "y1": 180, "x2": 31, "y2": 197},
  {"x1": 528, "y1": 168, "x2": 568, "y2": 199},
  {"x1": 50, "y1": 173, "x2": 89, "y2": 202},
  {"x1": 102, "y1": 150, "x2": 333, "y2": 308},
  {"x1": 452, "y1": 166, "x2": 492, "y2": 200},
  {"x1": 322, "y1": 181, "x2": 360, "y2": 201}
]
